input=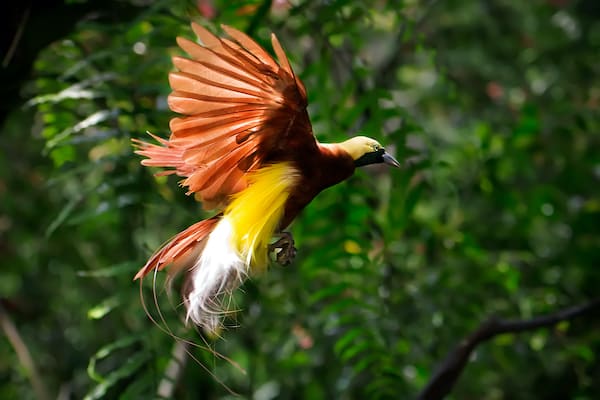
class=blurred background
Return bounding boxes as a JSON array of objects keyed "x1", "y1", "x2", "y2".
[{"x1": 1, "y1": 0, "x2": 599, "y2": 399}]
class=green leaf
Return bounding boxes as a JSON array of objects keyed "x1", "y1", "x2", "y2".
[
  {"x1": 87, "y1": 295, "x2": 120, "y2": 320},
  {"x1": 334, "y1": 328, "x2": 364, "y2": 356},
  {"x1": 308, "y1": 282, "x2": 349, "y2": 304},
  {"x1": 77, "y1": 261, "x2": 139, "y2": 278},
  {"x1": 352, "y1": 353, "x2": 380, "y2": 375},
  {"x1": 84, "y1": 351, "x2": 149, "y2": 400},
  {"x1": 45, "y1": 194, "x2": 82, "y2": 238},
  {"x1": 45, "y1": 109, "x2": 118, "y2": 150},
  {"x1": 87, "y1": 335, "x2": 142, "y2": 383},
  {"x1": 340, "y1": 340, "x2": 371, "y2": 362}
]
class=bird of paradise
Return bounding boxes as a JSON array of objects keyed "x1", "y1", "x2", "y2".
[{"x1": 133, "y1": 23, "x2": 400, "y2": 334}]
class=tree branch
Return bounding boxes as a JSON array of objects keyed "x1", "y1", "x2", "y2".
[
  {"x1": 156, "y1": 340, "x2": 189, "y2": 399},
  {"x1": 418, "y1": 297, "x2": 600, "y2": 400},
  {"x1": 0, "y1": 303, "x2": 51, "y2": 400}
]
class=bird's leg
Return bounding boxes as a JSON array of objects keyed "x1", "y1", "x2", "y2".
[{"x1": 269, "y1": 231, "x2": 297, "y2": 266}]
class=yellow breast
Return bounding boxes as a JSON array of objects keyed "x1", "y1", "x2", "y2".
[{"x1": 224, "y1": 162, "x2": 299, "y2": 270}]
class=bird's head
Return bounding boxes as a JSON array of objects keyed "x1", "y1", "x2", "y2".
[{"x1": 339, "y1": 136, "x2": 401, "y2": 168}]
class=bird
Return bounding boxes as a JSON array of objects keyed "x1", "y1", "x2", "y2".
[{"x1": 133, "y1": 23, "x2": 400, "y2": 334}]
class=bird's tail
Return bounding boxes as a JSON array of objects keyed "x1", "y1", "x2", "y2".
[
  {"x1": 134, "y1": 217, "x2": 220, "y2": 280},
  {"x1": 135, "y1": 216, "x2": 249, "y2": 333}
]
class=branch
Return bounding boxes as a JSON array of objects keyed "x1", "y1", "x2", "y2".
[
  {"x1": 156, "y1": 340, "x2": 189, "y2": 399},
  {"x1": 418, "y1": 297, "x2": 600, "y2": 400},
  {"x1": 0, "y1": 303, "x2": 51, "y2": 400},
  {"x1": 2, "y1": 4, "x2": 30, "y2": 67}
]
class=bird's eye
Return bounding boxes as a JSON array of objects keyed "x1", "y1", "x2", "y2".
[{"x1": 372, "y1": 144, "x2": 380, "y2": 151}]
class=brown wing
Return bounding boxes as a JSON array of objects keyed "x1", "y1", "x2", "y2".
[{"x1": 134, "y1": 23, "x2": 316, "y2": 209}]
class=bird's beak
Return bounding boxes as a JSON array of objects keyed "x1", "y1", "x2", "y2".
[{"x1": 382, "y1": 151, "x2": 401, "y2": 168}]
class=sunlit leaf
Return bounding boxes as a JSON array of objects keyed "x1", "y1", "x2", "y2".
[{"x1": 87, "y1": 295, "x2": 121, "y2": 319}]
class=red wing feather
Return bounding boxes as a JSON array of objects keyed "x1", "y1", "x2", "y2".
[{"x1": 134, "y1": 23, "x2": 316, "y2": 209}]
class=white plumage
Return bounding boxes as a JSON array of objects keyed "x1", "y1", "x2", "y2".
[{"x1": 185, "y1": 217, "x2": 247, "y2": 332}]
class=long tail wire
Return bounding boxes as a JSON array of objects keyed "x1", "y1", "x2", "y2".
[{"x1": 137, "y1": 267, "x2": 247, "y2": 396}]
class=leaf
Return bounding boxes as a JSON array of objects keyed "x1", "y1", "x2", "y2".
[
  {"x1": 403, "y1": 182, "x2": 424, "y2": 220},
  {"x1": 77, "y1": 261, "x2": 139, "y2": 278},
  {"x1": 26, "y1": 72, "x2": 116, "y2": 106},
  {"x1": 45, "y1": 109, "x2": 118, "y2": 150},
  {"x1": 87, "y1": 335, "x2": 142, "y2": 383},
  {"x1": 308, "y1": 282, "x2": 349, "y2": 304},
  {"x1": 334, "y1": 328, "x2": 364, "y2": 356},
  {"x1": 84, "y1": 351, "x2": 149, "y2": 400},
  {"x1": 87, "y1": 296, "x2": 120, "y2": 320},
  {"x1": 45, "y1": 194, "x2": 82, "y2": 238},
  {"x1": 322, "y1": 297, "x2": 360, "y2": 314},
  {"x1": 340, "y1": 340, "x2": 371, "y2": 362},
  {"x1": 352, "y1": 353, "x2": 380, "y2": 375},
  {"x1": 49, "y1": 145, "x2": 76, "y2": 167}
]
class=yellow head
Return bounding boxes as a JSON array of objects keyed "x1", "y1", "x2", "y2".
[{"x1": 338, "y1": 136, "x2": 401, "y2": 168}]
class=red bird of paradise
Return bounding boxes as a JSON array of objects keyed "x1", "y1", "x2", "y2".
[{"x1": 133, "y1": 23, "x2": 400, "y2": 333}]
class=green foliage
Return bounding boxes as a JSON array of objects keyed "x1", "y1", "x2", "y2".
[{"x1": 1, "y1": 0, "x2": 599, "y2": 399}]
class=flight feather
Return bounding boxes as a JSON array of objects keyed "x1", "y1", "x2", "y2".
[{"x1": 134, "y1": 23, "x2": 316, "y2": 210}]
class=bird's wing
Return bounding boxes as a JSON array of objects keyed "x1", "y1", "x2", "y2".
[{"x1": 134, "y1": 23, "x2": 316, "y2": 209}]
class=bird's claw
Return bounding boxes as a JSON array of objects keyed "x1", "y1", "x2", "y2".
[{"x1": 269, "y1": 232, "x2": 297, "y2": 266}]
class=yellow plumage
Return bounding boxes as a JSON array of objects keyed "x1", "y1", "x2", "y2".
[{"x1": 224, "y1": 162, "x2": 298, "y2": 270}]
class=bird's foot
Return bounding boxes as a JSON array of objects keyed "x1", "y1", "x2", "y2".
[{"x1": 269, "y1": 231, "x2": 297, "y2": 266}]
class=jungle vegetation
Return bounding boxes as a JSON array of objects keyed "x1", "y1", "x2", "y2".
[{"x1": 1, "y1": 1, "x2": 599, "y2": 399}]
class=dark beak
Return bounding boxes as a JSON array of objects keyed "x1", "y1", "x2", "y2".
[{"x1": 382, "y1": 151, "x2": 401, "y2": 168}]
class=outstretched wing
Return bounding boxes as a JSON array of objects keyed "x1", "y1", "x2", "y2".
[{"x1": 134, "y1": 23, "x2": 316, "y2": 209}]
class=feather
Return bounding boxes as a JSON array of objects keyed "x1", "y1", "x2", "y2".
[
  {"x1": 134, "y1": 217, "x2": 219, "y2": 280},
  {"x1": 134, "y1": 24, "x2": 317, "y2": 210}
]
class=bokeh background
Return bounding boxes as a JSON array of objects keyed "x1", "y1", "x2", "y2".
[{"x1": 1, "y1": 0, "x2": 599, "y2": 399}]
